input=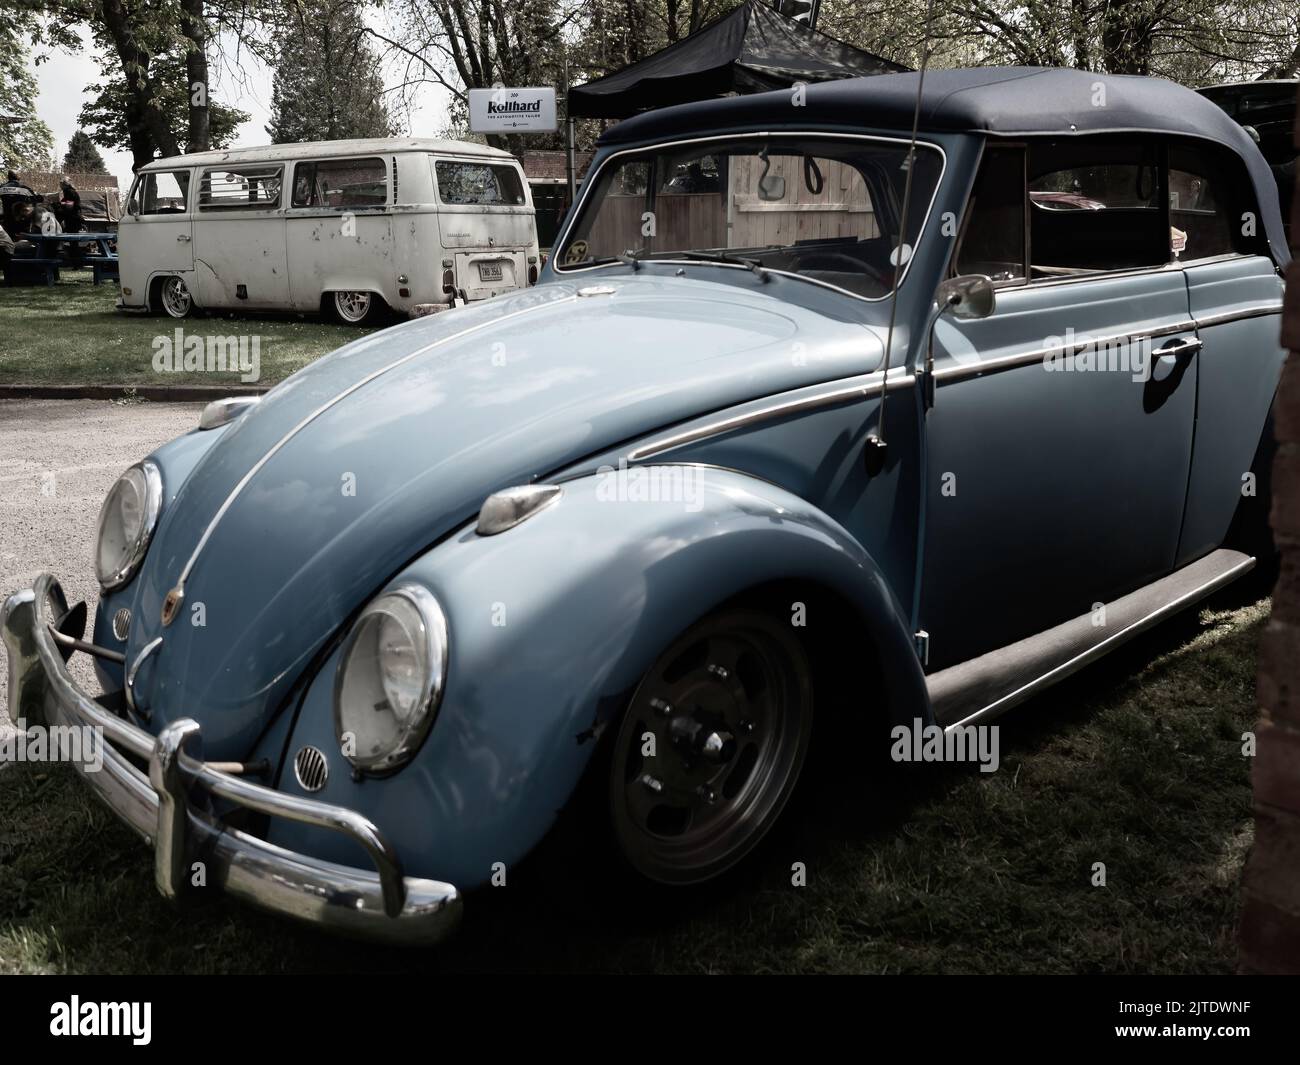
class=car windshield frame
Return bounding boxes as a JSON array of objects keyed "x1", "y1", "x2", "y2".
[{"x1": 553, "y1": 131, "x2": 947, "y2": 303}]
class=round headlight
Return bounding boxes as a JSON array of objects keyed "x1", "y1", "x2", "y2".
[
  {"x1": 334, "y1": 584, "x2": 448, "y2": 773},
  {"x1": 94, "y1": 461, "x2": 163, "y2": 590}
]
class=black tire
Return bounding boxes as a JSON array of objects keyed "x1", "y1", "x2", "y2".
[{"x1": 601, "y1": 606, "x2": 815, "y2": 886}]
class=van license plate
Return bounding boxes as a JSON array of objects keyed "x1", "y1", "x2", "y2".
[{"x1": 478, "y1": 261, "x2": 504, "y2": 282}]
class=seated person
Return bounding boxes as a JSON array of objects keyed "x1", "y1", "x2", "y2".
[{"x1": 0, "y1": 222, "x2": 36, "y2": 265}]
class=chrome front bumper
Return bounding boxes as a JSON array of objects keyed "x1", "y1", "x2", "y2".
[{"x1": 1, "y1": 575, "x2": 462, "y2": 946}]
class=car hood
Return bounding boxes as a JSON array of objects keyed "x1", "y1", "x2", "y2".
[{"x1": 128, "y1": 274, "x2": 885, "y2": 758}]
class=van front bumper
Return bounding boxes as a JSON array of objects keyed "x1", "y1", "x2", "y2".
[{"x1": 1, "y1": 575, "x2": 462, "y2": 947}]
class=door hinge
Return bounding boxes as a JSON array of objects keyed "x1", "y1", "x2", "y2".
[{"x1": 914, "y1": 629, "x2": 930, "y2": 667}]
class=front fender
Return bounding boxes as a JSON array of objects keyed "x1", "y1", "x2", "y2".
[
  {"x1": 90, "y1": 422, "x2": 229, "y2": 691},
  {"x1": 264, "y1": 466, "x2": 927, "y2": 888}
]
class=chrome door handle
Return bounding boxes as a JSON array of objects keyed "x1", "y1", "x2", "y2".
[
  {"x1": 176, "y1": 234, "x2": 191, "y2": 243},
  {"x1": 1153, "y1": 337, "x2": 1201, "y2": 361}
]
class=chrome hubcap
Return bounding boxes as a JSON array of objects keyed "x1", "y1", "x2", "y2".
[
  {"x1": 335, "y1": 291, "x2": 371, "y2": 322},
  {"x1": 610, "y1": 611, "x2": 812, "y2": 884},
  {"x1": 161, "y1": 277, "x2": 190, "y2": 316}
]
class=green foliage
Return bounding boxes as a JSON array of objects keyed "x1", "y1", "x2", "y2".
[
  {"x1": 78, "y1": 48, "x2": 249, "y2": 160},
  {"x1": 62, "y1": 130, "x2": 108, "y2": 174},
  {"x1": 266, "y1": 1, "x2": 396, "y2": 142},
  {"x1": 0, "y1": 17, "x2": 56, "y2": 170}
]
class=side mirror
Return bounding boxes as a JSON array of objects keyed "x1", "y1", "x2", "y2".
[
  {"x1": 937, "y1": 274, "x2": 996, "y2": 320},
  {"x1": 758, "y1": 174, "x2": 786, "y2": 202}
]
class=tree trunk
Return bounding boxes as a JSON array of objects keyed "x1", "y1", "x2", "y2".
[
  {"x1": 1099, "y1": 0, "x2": 1153, "y2": 75},
  {"x1": 180, "y1": 0, "x2": 211, "y2": 153},
  {"x1": 99, "y1": 0, "x2": 182, "y2": 166}
]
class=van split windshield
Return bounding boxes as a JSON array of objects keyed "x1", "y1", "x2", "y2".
[{"x1": 555, "y1": 136, "x2": 943, "y2": 300}]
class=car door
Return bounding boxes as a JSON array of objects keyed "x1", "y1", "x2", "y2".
[
  {"x1": 286, "y1": 155, "x2": 394, "y2": 311},
  {"x1": 1167, "y1": 140, "x2": 1288, "y2": 565},
  {"x1": 918, "y1": 139, "x2": 1199, "y2": 671},
  {"x1": 191, "y1": 163, "x2": 289, "y2": 309},
  {"x1": 122, "y1": 169, "x2": 194, "y2": 275}
]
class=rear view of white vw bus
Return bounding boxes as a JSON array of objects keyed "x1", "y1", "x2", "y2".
[
  {"x1": 423, "y1": 152, "x2": 540, "y2": 304},
  {"x1": 117, "y1": 138, "x2": 539, "y2": 323}
]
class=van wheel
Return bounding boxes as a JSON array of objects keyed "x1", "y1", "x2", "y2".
[
  {"x1": 157, "y1": 275, "x2": 193, "y2": 319},
  {"x1": 606, "y1": 607, "x2": 814, "y2": 885},
  {"x1": 330, "y1": 290, "x2": 382, "y2": 325}
]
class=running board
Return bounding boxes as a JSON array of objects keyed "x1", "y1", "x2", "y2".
[{"x1": 927, "y1": 548, "x2": 1255, "y2": 731}]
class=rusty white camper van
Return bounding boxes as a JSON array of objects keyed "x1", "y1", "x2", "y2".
[{"x1": 117, "y1": 138, "x2": 539, "y2": 323}]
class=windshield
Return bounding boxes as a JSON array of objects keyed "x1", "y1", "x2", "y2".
[{"x1": 555, "y1": 136, "x2": 943, "y2": 300}]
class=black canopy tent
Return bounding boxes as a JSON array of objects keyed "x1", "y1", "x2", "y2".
[
  {"x1": 561, "y1": 1, "x2": 907, "y2": 196},
  {"x1": 568, "y1": 1, "x2": 907, "y2": 120}
]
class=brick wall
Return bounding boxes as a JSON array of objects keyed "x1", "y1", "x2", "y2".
[{"x1": 1241, "y1": 85, "x2": 1300, "y2": 975}]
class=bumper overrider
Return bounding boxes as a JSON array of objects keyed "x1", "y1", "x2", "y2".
[{"x1": 1, "y1": 574, "x2": 462, "y2": 946}]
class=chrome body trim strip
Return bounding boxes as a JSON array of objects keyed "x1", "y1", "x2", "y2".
[
  {"x1": 1193, "y1": 302, "x2": 1284, "y2": 330},
  {"x1": 552, "y1": 130, "x2": 948, "y2": 305},
  {"x1": 941, "y1": 554, "x2": 1255, "y2": 733},
  {"x1": 1, "y1": 575, "x2": 462, "y2": 945},
  {"x1": 627, "y1": 371, "x2": 916, "y2": 462},
  {"x1": 932, "y1": 319, "x2": 1198, "y2": 384},
  {"x1": 932, "y1": 303, "x2": 1281, "y2": 386},
  {"x1": 176, "y1": 294, "x2": 576, "y2": 589}
]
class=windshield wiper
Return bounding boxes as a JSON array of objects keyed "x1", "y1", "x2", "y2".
[{"x1": 672, "y1": 250, "x2": 770, "y2": 281}]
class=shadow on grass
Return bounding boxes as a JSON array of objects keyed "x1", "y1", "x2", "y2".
[{"x1": 0, "y1": 597, "x2": 1267, "y2": 974}]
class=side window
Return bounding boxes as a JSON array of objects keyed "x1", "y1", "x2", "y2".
[
  {"x1": 198, "y1": 166, "x2": 282, "y2": 210},
  {"x1": 292, "y1": 158, "x2": 388, "y2": 208},
  {"x1": 432, "y1": 159, "x2": 527, "y2": 205},
  {"x1": 1026, "y1": 139, "x2": 1165, "y2": 276},
  {"x1": 1167, "y1": 143, "x2": 1253, "y2": 261},
  {"x1": 955, "y1": 147, "x2": 1026, "y2": 282},
  {"x1": 130, "y1": 171, "x2": 190, "y2": 215}
]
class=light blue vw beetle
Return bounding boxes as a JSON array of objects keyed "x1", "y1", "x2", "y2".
[{"x1": 3, "y1": 68, "x2": 1289, "y2": 945}]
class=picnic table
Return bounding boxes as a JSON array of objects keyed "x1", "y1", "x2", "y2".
[{"x1": 3, "y1": 231, "x2": 119, "y2": 286}]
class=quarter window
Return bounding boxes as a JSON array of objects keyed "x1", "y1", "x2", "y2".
[
  {"x1": 129, "y1": 171, "x2": 189, "y2": 215},
  {"x1": 1027, "y1": 140, "x2": 1165, "y2": 276},
  {"x1": 433, "y1": 160, "x2": 526, "y2": 205},
  {"x1": 1167, "y1": 144, "x2": 1249, "y2": 260},
  {"x1": 198, "y1": 166, "x2": 283, "y2": 210},
  {"x1": 292, "y1": 158, "x2": 388, "y2": 208}
]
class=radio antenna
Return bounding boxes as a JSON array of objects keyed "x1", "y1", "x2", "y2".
[{"x1": 867, "y1": 0, "x2": 936, "y2": 466}]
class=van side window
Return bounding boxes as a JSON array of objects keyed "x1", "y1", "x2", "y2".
[
  {"x1": 199, "y1": 166, "x2": 283, "y2": 210},
  {"x1": 1027, "y1": 139, "x2": 1166, "y2": 276},
  {"x1": 130, "y1": 172, "x2": 190, "y2": 215},
  {"x1": 433, "y1": 160, "x2": 526, "y2": 206},
  {"x1": 954, "y1": 147, "x2": 1026, "y2": 282},
  {"x1": 292, "y1": 158, "x2": 388, "y2": 208},
  {"x1": 1167, "y1": 143, "x2": 1254, "y2": 261}
]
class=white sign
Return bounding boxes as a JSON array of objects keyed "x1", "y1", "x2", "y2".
[{"x1": 468, "y1": 87, "x2": 558, "y2": 134}]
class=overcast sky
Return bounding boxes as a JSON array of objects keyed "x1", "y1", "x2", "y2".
[{"x1": 27, "y1": 27, "x2": 452, "y2": 192}]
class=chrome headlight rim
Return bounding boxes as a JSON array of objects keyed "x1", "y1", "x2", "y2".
[
  {"x1": 333, "y1": 583, "x2": 449, "y2": 776},
  {"x1": 94, "y1": 460, "x2": 163, "y2": 591}
]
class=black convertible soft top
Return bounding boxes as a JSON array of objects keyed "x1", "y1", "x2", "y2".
[{"x1": 600, "y1": 66, "x2": 1290, "y2": 264}]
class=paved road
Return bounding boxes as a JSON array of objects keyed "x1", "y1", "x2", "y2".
[{"x1": 0, "y1": 400, "x2": 201, "y2": 737}]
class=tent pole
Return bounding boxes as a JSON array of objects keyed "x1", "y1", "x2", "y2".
[{"x1": 566, "y1": 117, "x2": 577, "y2": 203}]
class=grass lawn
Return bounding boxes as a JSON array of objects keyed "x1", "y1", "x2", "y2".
[
  {"x1": 0, "y1": 595, "x2": 1268, "y2": 974},
  {"x1": 0, "y1": 272, "x2": 372, "y2": 388}
]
